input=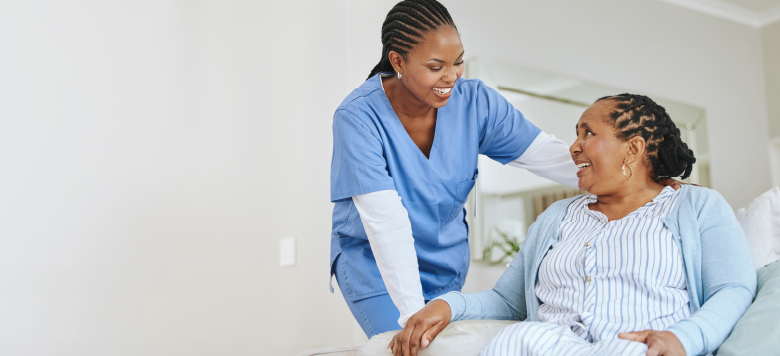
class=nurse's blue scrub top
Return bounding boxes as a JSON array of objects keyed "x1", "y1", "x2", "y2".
[{"x1": 330, "y1": 73, "x2": 541, "y2": 302}]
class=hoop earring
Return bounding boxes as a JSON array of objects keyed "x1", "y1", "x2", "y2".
[
  {"x1": 397, "y1": 72, "x2": 403, "y2": 79},
  {"x1": 622, "y1": 162, "x2": 634, "y2": 178}
]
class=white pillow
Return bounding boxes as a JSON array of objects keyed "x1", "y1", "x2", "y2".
[
  {"x1": 356, "y1": 320, "x2": 518, "y2": 356},
  {"x1": 735, "y1": 187, "x2": 780, "y2": 269}
]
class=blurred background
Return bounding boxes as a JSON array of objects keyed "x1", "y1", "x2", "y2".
[{"x1": 0, "y1": 0, "x2": 778, "y2": 355}]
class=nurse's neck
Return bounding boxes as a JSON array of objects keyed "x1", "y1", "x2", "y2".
[{"x1": 382, "y1": 75, "x2": 437, "y2": 121}]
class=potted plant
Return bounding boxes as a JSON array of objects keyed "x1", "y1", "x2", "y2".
[{"x1": 481, "y1": 227, "x2": 523, "y2": 265}]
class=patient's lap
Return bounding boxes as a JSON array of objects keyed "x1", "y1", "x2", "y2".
[{"x1": 481, "y1": 322, "x2": 647, "y2": 356}]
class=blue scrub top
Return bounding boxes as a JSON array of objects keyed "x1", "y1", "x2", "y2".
[{"x1": 330, "y1": 73, "x2": 541, "y2": 302}]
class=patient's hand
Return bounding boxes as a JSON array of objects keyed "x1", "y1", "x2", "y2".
[
  {"x1": 618, "y1": 330, "x2": 685, "y2": 356},
  {"x1": 389, "y1": 299, "x2": 451, "y2": 356}
]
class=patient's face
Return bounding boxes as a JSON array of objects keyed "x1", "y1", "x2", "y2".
[{"x1": 570, "y1": 100, "x2": 630, "y2": 194}]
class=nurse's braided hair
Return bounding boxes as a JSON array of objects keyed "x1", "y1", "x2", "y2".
[
  {"x1": 367, "y1": 0, "x2": 456, "y2": 79},
  {"x1": 596, "y1": 94, "x2": 697, "y2": 179}
]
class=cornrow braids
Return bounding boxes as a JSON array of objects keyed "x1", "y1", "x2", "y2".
[
  {"x1": 367, "y1": 0, "x2": 456, "y2": 80},
  {"x1": 595, "y1": 94, "x2": 697, "y2": 179}
]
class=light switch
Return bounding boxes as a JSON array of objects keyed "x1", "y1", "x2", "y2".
[{"x1": 279, "y1": 237, "x2": 296, "y2": 267}]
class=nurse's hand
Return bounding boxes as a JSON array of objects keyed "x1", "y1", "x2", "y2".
[
  {"x1": 656, "y1": 177, "x2": 698, "y2": 190},
  {"x1": 389, "y1": 300, "x2": 451, "y2": 356},
  {"x1": 618, "y1": 330, "x2": 685, "y2": 356}
]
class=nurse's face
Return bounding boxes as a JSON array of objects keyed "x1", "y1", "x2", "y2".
[
  {"x1": 570, "y1": 100, "x2": 631, "y2": 194},
  {"x1": 399, "y1": 26, "x2": 464, "y2": 108}
]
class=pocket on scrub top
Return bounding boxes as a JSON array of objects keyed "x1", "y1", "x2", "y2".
[{"x1": 446, "y1": 179, "x2": 476, "y2": 223}]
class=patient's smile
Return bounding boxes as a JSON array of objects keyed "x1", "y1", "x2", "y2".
[{"x1": 576, "y1": 161, "x2": 591, "y2": 176}]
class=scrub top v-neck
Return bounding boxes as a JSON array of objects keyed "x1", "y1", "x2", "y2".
[
  {"x1": 382, "y1": 75, "x2": 441, "y2": 161},
  {"x1": 330, "y1": 73, "x2": 541, "y2": 302}
]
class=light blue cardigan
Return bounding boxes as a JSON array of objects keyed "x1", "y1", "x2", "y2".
[{"x1": 437, "y1": 186, "x2": 757, "y2": 356}]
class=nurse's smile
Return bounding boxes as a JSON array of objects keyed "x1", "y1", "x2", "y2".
[
  {"x1": 432, "y1": 86, "x2": 452, "y2": 100},
  {"x1": 385, "y1": 25, "x2": 465, "y2": 111}
]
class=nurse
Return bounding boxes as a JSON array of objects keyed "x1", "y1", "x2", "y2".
[
  {"x1": 330, "y1": 0, "x2": 578, "y2": 338},
  {"x1": 330, "y1": 0, "x2": 678, "y2": 339}
]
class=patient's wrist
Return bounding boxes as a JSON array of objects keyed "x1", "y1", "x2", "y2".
[{"x1": 428, "y1": 299, "x2": 452, "y2": 321}]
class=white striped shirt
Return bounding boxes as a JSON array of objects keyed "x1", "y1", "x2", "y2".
[{"x1": 535, "y1": 186, "x2": 690, "y2": 342}]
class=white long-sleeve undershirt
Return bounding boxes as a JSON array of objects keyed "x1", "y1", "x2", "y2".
[
  {"x1": 352, "y1": 190, "x2": 424, "y2": 327},
  {"x1": 352, "y1": 131, "x2": 578, "y2": 328},
  {"x1": 509, "y1": 131, "x2": 580, "y2": 189}
]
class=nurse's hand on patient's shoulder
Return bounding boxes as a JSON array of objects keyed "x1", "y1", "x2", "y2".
[
  {"x1": 389, "y1": 300, "x2": 451, "y2": 356},
  {"x1": 618, "y1": 330, "x2": 685, "y2": 356},
  {"x1": 656, "y1": 177, "x2": 698, "y2": 190}
]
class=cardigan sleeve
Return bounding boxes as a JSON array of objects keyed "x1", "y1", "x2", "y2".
[
  {"x1": 667, "y1": 189, "x2": 757, "y2": 355},
  {"x1": 434, "y1": 253, "x2": 525, "y2": 322},
  {"x1": 434, "y1": 247, "x2": 528, "y2": 322},
  {"x1": 433, "y1": 197, "x2": 575, "y2": 323}
]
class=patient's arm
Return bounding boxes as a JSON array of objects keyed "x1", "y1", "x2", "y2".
[
  {"x1": 389, "y1": 240, "x2": 532, "y2": 356},
  {"x1": 666, "y1": 189, "x2": 757, "y2": 355},
  {"x1": 435, "y1": 243, "x2": 529, "y2": 322}
]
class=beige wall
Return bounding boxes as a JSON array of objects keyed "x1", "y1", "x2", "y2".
[
  {"x1": 763, "y1": 21, "x2": 780, "y2": 140},
  {"x1": 0, "y1": 1, "x2": 775, "y2": 356}
]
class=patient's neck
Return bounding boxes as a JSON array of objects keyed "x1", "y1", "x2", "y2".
[{"x1": 590, "y1": 176, "x2": 665, "y2": 221}]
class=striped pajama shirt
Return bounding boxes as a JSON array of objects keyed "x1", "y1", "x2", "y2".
[{"x1": 482, "y1": 186, "x2": 690, "y2": 355}]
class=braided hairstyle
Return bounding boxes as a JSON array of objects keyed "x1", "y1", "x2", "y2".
[
  {"x1": 367, "y1": 0, "x2": 456, "y2": 80},
  {"x1": 595, "y1": 94, "x2": 697, "y2": 179}
]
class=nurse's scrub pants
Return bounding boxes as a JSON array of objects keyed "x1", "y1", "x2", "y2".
[
  {"x1": 481, "y1": 322, "x2": 648, "y2": 356},
  {"x1": 334, "y1": 258, "x2": 401, "y2": 338}
]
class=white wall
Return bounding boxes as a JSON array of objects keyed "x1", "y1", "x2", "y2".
[
  {"x1": 0, "y1": 1, "x2": 358, "y2": 355},
  {"x1": 763, "y1": 21, "x2": 780, "y2": 187},
  {"x1": 0, "y1": 1, "x2": 774, "y2": 355},
  {"x1": 763, "y1": 20, "x2": 780, "y2": 140}
]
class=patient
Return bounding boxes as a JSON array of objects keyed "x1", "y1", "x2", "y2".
[{"x1": 389, "y1": 94, "x2": 757, "y2": 356}]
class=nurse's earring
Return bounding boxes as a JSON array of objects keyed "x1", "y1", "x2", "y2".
[{"x1": 397, "y1": 72, "x2": 403, "y2": 79}]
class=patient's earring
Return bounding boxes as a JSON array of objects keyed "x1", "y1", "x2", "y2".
[
  {"x1": 622, "y1": 160, "x2": 634, "y2": 178},
  {"x1": 398, "y1": 72, "x2": 403, "y2": 79}
]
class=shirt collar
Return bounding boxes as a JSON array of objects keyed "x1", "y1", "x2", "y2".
[{"x1": 579, "y1": 185, "x2": 677, "y2": 219}]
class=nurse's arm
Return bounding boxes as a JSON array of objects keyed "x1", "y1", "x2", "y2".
[
  {"x1": 353, "y1": 190, "x2": 426, "y2": 328},
  {"x1": 507, "y1": 131, "x2": 579, "y2": 189}
]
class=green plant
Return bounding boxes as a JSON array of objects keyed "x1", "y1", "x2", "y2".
[{"x1": 481, "y1": 227, "x2": 522, "y2": 264}]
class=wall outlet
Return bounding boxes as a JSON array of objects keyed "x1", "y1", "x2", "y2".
[{"x1": 279, "y1": 237, "x2": 296, "y2": 267}]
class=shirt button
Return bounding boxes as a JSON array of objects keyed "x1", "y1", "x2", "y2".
[
  {"x1": 586, "y1": 276, "x2": 591, "y2": 282},
  {"x1": 585, "y1": 241, "x2": 590, "y2": 247}
]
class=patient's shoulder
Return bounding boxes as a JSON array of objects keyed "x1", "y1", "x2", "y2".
[
  {"x1": 675, "y1": 185, "x2": 736, "y2": 219},
  {"x1": 679, "y1": 185, "x2": 728, "y2": 206}
]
